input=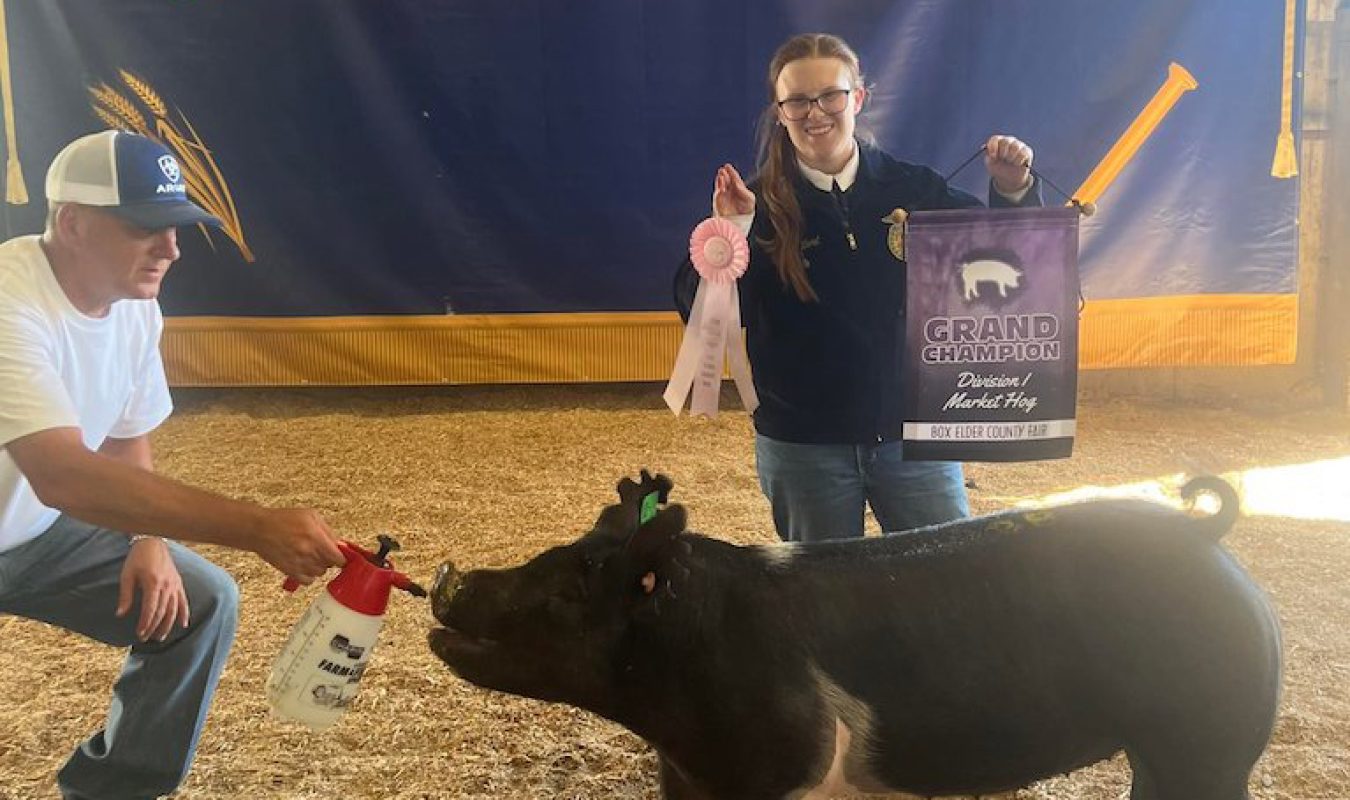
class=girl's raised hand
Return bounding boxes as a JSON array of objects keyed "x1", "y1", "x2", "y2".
[{"x1": 712, "y1": 164, "x2": 755, "y2": 217}]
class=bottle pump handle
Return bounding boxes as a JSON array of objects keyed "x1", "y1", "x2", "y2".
[{"x1": 280, "y1": 538, "x2": 426, "y2": 597}]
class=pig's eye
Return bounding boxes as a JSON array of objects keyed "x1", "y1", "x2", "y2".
[
  {"x1": 579, "y1": 554, "x2": 609, "y2": 579},
  {"x1": 574, "y1": 552, "x2": 613, "y2": 598}
]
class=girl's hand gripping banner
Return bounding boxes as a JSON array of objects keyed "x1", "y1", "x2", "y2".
[{"x1": 663, "y1": 218, "x2": 758, "y2": 418}]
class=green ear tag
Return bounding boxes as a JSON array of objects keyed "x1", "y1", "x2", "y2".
[{"x1": 639, "y1": 491, "x2": 660, "y2": 525}]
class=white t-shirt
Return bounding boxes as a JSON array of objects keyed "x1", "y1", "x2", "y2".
[{"x1": 0, "y1": 235, "x2": 172, "y2": 552}]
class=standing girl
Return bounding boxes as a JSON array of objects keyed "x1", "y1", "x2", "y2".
[{"x1": 675, "y1": 33, "x2": 1040, "y2": 542}]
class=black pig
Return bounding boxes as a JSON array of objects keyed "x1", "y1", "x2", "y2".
[{"x1": 428, "y1": 472, "x2": 1280, "y2": 800}]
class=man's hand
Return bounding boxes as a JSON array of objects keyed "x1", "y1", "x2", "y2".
[
  {"x1": 712, "y1": 163, "x2": 755, "y2": 217},
  {"x1": 985, "y1": 134, "x2": 1034, "y2": 195},
  {"x1": 118, "y1": 537, "x2": 190, "y2": 641},
  {"x1": 250, "y1": 508, "x2": 347, "y2": 585}
]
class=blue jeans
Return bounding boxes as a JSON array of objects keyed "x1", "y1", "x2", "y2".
[
  {"x1": 754, "y1": 434, "x2": 970, "y2": 542},
  {"x1": 0, "y1": 516, "x2": 239, "y2": 800}
]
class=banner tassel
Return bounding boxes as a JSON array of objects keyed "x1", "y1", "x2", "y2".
[{"x1": 0, "y1": 0, "x2": 27, "y2": 205}]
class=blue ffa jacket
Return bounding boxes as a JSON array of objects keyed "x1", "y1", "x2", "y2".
[{"x1": 674, "y1": 144, "x2": 1042, "y2": 445}]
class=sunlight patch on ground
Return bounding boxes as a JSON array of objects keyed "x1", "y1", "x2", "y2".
[
  {"x1": 1012, "y1": 457, "x2": 1350, "y2": 523},
  {"x1": 1237, "y1": 456, "x2": 1350, "y2": 523}
]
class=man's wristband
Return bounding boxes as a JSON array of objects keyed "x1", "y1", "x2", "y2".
[{"x1": 128, "y1": 534, "x2": 160, "y2": 546}]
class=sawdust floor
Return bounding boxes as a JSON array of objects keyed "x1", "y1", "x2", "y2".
[{"x1": 0, "y1": 385, "x2": 1347, "y2": 799}]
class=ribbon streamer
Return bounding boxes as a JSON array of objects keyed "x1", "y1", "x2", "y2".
[{"x1": 664, "y1": 217, "x2": 758, "y2": 418}]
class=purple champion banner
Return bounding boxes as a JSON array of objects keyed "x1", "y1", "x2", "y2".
[{"x1": 903, "y1": 207, "x2": 1081, "y2": 462}]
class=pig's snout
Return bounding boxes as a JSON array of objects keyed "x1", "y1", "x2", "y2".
[{"x1": 430, "y1": 560, "x2": 463, "y2": 623}]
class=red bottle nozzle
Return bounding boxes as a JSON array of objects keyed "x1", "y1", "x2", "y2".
[{"x1": 280, "y1": 536, "x2": 425, "y2": 610}]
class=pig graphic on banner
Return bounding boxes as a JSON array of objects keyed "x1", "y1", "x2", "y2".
[{"x1": 960, "y1": 257, "x2": 1022, "y2": 300}]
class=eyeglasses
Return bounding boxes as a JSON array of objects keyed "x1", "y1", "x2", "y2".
[{"x1": 776, "y1": 88, "x2": 853, "y2": 121}]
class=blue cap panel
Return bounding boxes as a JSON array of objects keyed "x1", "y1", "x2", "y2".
[{"x1": 115, "y1": 133, "x2": 189, "y2": 207}]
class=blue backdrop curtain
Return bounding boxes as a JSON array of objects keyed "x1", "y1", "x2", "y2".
[{"x1": 0, "y1": 0, "x2": 1301, "y2": 382}]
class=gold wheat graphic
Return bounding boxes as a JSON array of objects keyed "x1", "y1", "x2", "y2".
[
  {"x1": 88, "y1": 72, "x2": 254, "y2": 262},
  {"x1": 89, "y1": 84, "x2": 147, "y2": 132},
  {"x1": 119, "y1": 70, "x2": 167, "y2": 117}
]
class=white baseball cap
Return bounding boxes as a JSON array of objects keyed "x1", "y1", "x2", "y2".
[{"x1": 45, "y1": 130, "x2": 222, "y2": 230}]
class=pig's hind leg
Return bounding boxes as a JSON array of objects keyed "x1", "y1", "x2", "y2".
[{"x1": 1125, "y1": 747, "x2": 1253, "y2": 800}]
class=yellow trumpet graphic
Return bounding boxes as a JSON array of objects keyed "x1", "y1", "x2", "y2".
[
  {"x1": 1073, "y1": 62, "x2": 1199, "y2": 207},
  {"x1": 1270, "y1": 0, "x2": 1298, "y2": 178}
]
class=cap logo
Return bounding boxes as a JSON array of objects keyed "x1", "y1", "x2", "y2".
[{"x1": 157, "y1": 154, "x2": 181, "y2": 184}]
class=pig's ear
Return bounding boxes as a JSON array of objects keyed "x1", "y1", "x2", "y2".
[
  {"x1": 629, "y1": 506, "x2": 692, "y2": 611},
  {"x1": 642, "y1": 470, "x2": 675, "y2": 504},
  {"x1": 617, "y1": 469, "x2": 674, "y2": 510},
  {"x1": 627, "y1": 504, "x2": 687, "y2": 564},
  {"x1": 593, "y1": 503, "x2": 637, "y2": 540},
  {"x1": 597, "y1": 470, "x2": 675, "y2": 540}
]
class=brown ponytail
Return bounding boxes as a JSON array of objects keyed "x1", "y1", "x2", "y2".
[{"x1": 753, "y1": 33, "x2": 866, "y2": 303}]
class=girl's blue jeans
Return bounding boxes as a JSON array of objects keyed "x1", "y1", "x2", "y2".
[{"x1": 755, "y1": 434, "x2": 970, "y2": 542}]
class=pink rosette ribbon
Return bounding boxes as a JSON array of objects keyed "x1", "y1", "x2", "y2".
[
  {"x1": 688, "y1": 217, "x2": 750, "y2": 284},
  {"x1": 664, "y1": 218, "x2": 759, "y2": 418}
]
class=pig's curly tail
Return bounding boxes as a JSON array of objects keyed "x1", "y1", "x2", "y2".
[{"x1": 1180, "y1": 476, "x2": 1241, "y2": 541}]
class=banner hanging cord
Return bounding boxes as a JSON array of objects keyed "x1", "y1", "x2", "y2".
[{"x1": 945, "y1": 145, "x2": 1096, "y2": 218}]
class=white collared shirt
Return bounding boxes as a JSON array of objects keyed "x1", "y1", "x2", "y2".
[{"x1": 796, "y1": 142, "x2": 861, "y2": 192}]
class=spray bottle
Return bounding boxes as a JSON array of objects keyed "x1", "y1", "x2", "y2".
[{"x1": 266, "y1": 535, "x2": 426, "y2": 731}]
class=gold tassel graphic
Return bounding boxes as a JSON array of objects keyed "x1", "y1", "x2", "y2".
[
  {"x1": 1271, "y1": 0, "x2": 1299, "y2": 178},
  {"x1": 0, "y1": 0, "x2": 28, "y2": 205},
  {"x1": 89, "y1": 71, "x2": 254, "y2": 261}
]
